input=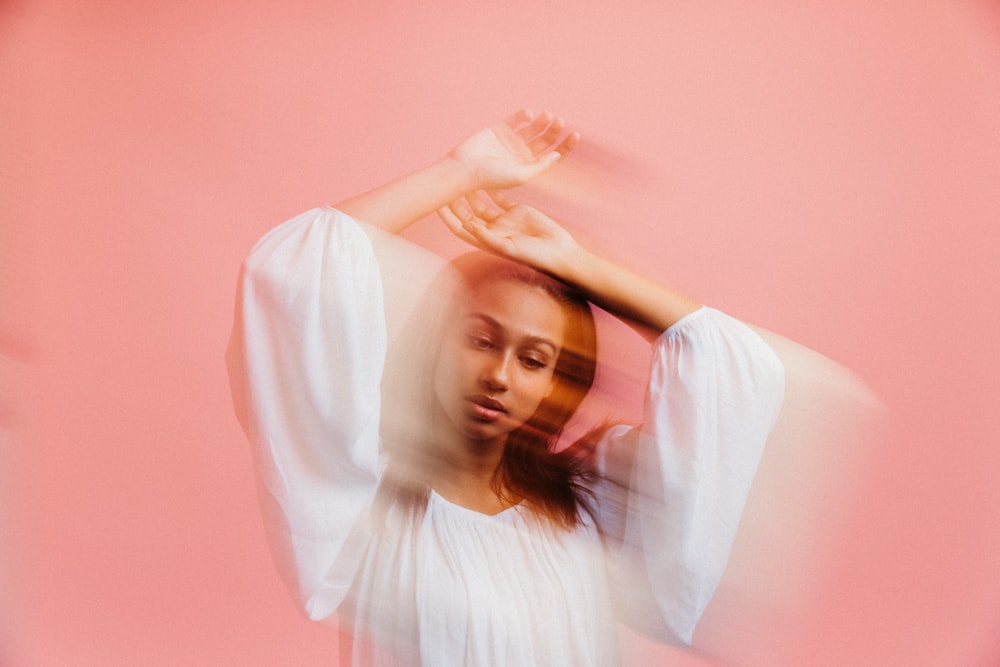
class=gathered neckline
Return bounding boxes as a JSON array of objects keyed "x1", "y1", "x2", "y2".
[{"x1": 428, "y1": 488, "x2": 524, "y2": 519}]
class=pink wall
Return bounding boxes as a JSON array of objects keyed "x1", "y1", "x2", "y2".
[{"x1": 3, "y1": 1, "x2": 999, "y2": 664}]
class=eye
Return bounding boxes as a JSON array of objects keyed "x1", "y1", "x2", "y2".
[
  {"x1": 520, "y1": 355, "x2": 550, "y2": 370},
  {"x1": 466, "y1": 333, "x2": 495, "y2": 350}
]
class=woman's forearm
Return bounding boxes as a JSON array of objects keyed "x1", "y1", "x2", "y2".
[
  {"x1": 437, "y1": 191, "x2": 702, "y2": 339},
  {"x1": 336, "y1": 157, "x2": 475, "y2": 234},
  {"x1": 560, "y1": 245, "x2": 702, "y2": 341},
  {"x1": 336, "y1": 111, "x2": 576, "y2": 235}
]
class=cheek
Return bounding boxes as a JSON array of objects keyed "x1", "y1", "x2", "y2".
[
  {"x1": 432, "y1": 340, "x2": 471, "y2": 406},
  {"x1": 432, "y1": 349, "x2": 455, "y2": 408},
  {"x1": 516, "y1": 372, "x2": 557, "y2": 413}
]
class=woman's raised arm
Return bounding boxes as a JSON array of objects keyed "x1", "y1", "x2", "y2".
[
  {"x1": 336, "y1": 111, "x2": 577, "y2": 234},
  {"x1": 438, "y1": 191, "x2": 702, "y2": 340}
]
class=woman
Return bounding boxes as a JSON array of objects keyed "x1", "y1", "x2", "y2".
[{"x1": 227, "y1": 111, "x2": 785, "y2": 665}]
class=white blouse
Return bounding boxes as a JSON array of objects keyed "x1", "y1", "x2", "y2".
[{"x1": 227, "y1": 207, "x2": 785, "y2": 666}]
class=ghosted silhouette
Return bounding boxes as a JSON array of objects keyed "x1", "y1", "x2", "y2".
[{"x1": 227, "y1": 111, "x2": 786, "y2": 665}]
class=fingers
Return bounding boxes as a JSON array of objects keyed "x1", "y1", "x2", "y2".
[
  {"x1": 504, "y1": 109, "x2": 533, "y2": 131},
  {"x1": 553, "y1": 130, "x2": 580, "y2": 158},
  {"x1": 439, "y1": 192, "x2": 518, "y2": 253},
  {"x1": 439, "y1": 193, "x2": 496, "y2": 235},
  {"x1": 484, "y1": 189, "x2": 518, "y2": 212},
  {"x1": 468, "y1": 190, "x2": 508, "y2": 221},
  {"x1": 501, "y1": 108, "x2": 580, "y2": 175},
  {"x1": 437, "y1": 202, "x2": 479, "y2": 246},
  {"x1": 515, "y1": 111, "x2": 552, "y2": 144},
  {"x1": 509, "y1": 111, "x2": 574, "y2": 156},
  {"x1": 467, "y1": 191, "x2": 489, "y2": 219},
  {"x1": 526, "y1": 115, "x2": 564, "y2": 155}
]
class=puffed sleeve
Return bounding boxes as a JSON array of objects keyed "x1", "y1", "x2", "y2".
[
  {"x1": 226, "y1": 207, "x2": 386, "y2": 620},
  {"x1": 593, "y1": 306, "x2": 785, "y2": 645}
]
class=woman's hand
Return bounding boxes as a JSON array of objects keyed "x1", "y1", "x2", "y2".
[
  {"x1": 448, "y1": 111, "x2": 579, "y2": 191},
  {"x1": 336, "y1": 110, "x2": 576, "y2": 234},
  {"x1": 438, "y1": 191, "x2": 584, "y2": 277}
]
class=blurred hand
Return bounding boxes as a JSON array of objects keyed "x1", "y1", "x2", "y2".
[
  {"x1": 438, "y1": 191, "x2": 581, "y2": 277},
  {"x1": 448, "y1": 110, "x2": 578, "y2": 190}
]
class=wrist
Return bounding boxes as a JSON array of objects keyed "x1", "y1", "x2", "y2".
[
  {"x1": 336, "y1": 155, "x2": 481, "y2": 234},
  {"x1": 438, "y1": 154, "x2": 481, "y2": 194}
]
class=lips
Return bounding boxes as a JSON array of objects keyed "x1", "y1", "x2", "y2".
[{"x1": 467, "y1": 394, "x2": 508, "y2": 421}]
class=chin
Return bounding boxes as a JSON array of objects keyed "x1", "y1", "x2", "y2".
[
  {"x1": 461, "y1": 425, "x2": 507, "y2": 442},
  {"x1": 460, "y1": 419, "x2": 517, "y2": 443}
]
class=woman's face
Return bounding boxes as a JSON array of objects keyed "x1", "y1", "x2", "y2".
[{"x1": 434, "y1": 279, "x2": 566, "y2": 444}]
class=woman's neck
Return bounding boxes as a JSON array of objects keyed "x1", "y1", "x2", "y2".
[{"x1": 427, "y1": 430, "x2": 515, "y2": 515}]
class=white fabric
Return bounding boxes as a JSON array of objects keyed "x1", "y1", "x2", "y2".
[{"x1": 227, "y1": 207, "x2": 785, "y2": 666}]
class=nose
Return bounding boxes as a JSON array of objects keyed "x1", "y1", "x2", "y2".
[{"x1": 480, "y1": 351, "x2": 511, "y2": 391}]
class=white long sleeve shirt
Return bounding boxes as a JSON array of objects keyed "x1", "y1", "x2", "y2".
[{"x1": 227, "y1": 207, "x2": 785, "y2": 666}]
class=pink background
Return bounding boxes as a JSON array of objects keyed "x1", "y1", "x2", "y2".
[{"x1": 3, "y1": 1, "x2": 1000, "y2": 664}]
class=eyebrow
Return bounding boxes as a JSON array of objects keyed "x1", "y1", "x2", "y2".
[{"x1": 464, "y1": 313, "x2": 559, "y2": 354}]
